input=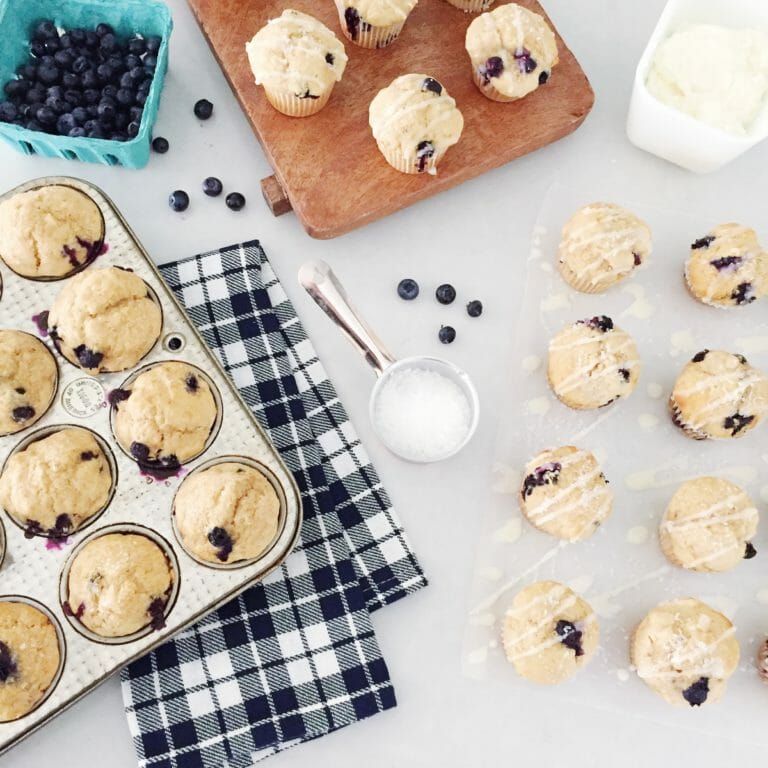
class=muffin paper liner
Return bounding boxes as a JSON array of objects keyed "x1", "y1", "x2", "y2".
[
  {"x1": 471, "y1": 68, "x2": 520, "y2": 103},
  {"x1": 263, "y1": 86, "x2": 332, "y2": 118},
  {"x1": 378, "y1": 143, "x2": 447, "y2": 175},
  {"x1": 558, "y1": 260, "x2": 621, "y2": 294},
  {"x1": 122, "y1": 241, "x2": 427, "y2": 767},
  {"x1": 334, "y1": 6, "x2": 405, "y2": 49},
  {"x1": 444, "y1": 0, "x2": 496, "y2": 12}
]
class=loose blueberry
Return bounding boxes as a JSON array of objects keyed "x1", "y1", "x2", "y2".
[
  {"x1": 438, "y1": 325, "x2": 456, "y2": 344},
  {"x1": 682, "y1": 677, "x2": 709, "y2": 707},
  {"x1": 745, "y1": 542, "x2": 757, "y2": 559},
  {"x1": 74, "y1": 344, "x2": 103, "y2": 370},
  {"x1": 208, "y1": 526, "x2": 234, "y2": 561},
  {"x1": 466, "y1": 300, "x2": 483, "y2": 318},
  {"x1": 435, "y1": 283, "x2": 456, "y2": 305},
  {"x1": 169, "y1": 190, "x2": 189, "y2": 212},
  {"x1": 692, "y1": 349, "x2": 709, "y2": 363},
  {"x1": 555, "y1": 619, "x2": 584, "y2": 656},
  {"x1": 480, "y1": 56, "x2": 504, "y2": 83},
  {"x1": 0, "y1": 641, "x2": 17, "y2": 683},
  {"x1": 202, "y1": 176, "x2": 223, "y2": 197},
  {"x1": 11, "y1": 405, "x2": 35, "y2": 423},
  {"x1": 692, "y1": 235, "x2": 715, "y2": 250},
  {"x1": 422, "y1": 77, "x2": 443, "y2": 95},
  {"x1": 723, "y1": 412, "x2": 754, "y2": 436},
  {"x1": 225, "y1": 192, "x2": 246, "y2": 211},
  {"x1": 397, "y1": 278, "x2": 419, "y2": 300},
  {"x1": 152, "y1": 135, "x2": 169, "y2": 153},
  {"x1": 193, "y1": 98, "x2": 213, "y2": 119},
  {"x1": 522, "y1": 462, "x2": 561, "y2": 497}
]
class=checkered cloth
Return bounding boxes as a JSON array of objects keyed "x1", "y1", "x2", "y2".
[{"x1": 121, "y1": 241, "x2": 427, "y2": 767}]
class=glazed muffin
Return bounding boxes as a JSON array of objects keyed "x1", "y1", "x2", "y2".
[
  {"x1": 445, "y1": 0, "x2": 495, "y2": 12},
  {"x1": 174, "y1": 462, "x2": 280, "y2": 564},
  {"x1": 245, "y1": 9, "x2": 348, "y2": 118},
  {"x1": 669, "y1": 349, "x2": 768, "y2": 439},
  {"x1": 0, "y1": 427, "x2": 112, "y2": 538},
  {"x1": 0, "y1": 601, "x2": 61, "y2": 722},
  {"x1": 660, "y1": 477, "x2": 758, "y2": 572},
  {"x1": 0, "y1": 185, "x2": 103, "y2": 279},
  {"x1": 48, "y1": 266, "x2": 162, "y2": 374},
  {"x1": 519, "y1": 446, "x2": 612, "y2": 541},
  {"x1": 547, "y1": 316, "x2": 640, "y2": 410},
  {"x1": 334, "y1": 0, "x2": 417, "y2": 49},
  {"x1": 112, "y1": 362, "x2": 218, "y2": 473},
  {"x1": 631, "y1": 598, "x2": 739, "y2": 707},
  {"x1": 558, "y1": 203, "x2": 652, "y2": 293},
  {"x1": 0, "y1": 330, "x2": 57, "y2": 435},
  {"x1": 465, "y1": 3, "x2": 558, "y2": 102},
  {"x1": 502, "y1": 581, "x2": 598, "y2": 685},
  {"x1": 685, "y1": 224, "x2": 768, "y2": 308},
  {"x1": 369, "y1": 74, "x2": 464, "y2": 174},
  {"x1": 65, "y1": 532, "x2": 174, "y2": 638}
]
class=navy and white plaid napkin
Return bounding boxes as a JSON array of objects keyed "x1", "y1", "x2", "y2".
[{"x1": 120, "y1": 241, "x2": 427, "y2": 767}]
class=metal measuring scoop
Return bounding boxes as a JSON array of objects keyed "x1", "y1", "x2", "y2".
[{"x1": 299, "y1": 260, "x2": 479, "y2": 463}]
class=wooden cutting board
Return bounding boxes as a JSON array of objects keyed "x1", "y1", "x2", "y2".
[{"x1": 187, "y1": 0, "x2": 595, "y2": 239}]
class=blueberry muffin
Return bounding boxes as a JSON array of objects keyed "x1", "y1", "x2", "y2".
[
  {"x1": 0, "y1": 601, "x2": 61, "y2": 722},
  {"x1": 65, "y1": 532, "x2": 174, "y2": 638},
  {"x1": 369, "y1": 74, "x2": 464, "y2": 175},
  {"x1": 669, "y1": 350, "x2": 768, "y2": 440},
  {"x1": 631, "y1": 598, "x2": 739, "y2": 707},
  {"x1": 333, "y1": 0, "x2": 417, "y2": 49},
  {"x1": 558, "y1": 203, "x2": 652, "y2": 293},
  {"x1": 48, "y1": 266, "x2": 162, "y2": 374},
  {"x1": 660, "y1": 477, "x2": 758, "y2": 572},
  {"x1": 174, "y1": 462, "x2": 280, "y2": 564},
  {"x1": 465, "y1": 3, "x2": 558, "y2": 102},
  {"x1": 685, "y1": 224, "x2": 768, "y2": 308},
  {"x1": 0, "y1": 185, "x2": 103, "y2": 279},
  {"x1": 0, "y1": 427, "x2": 112, "y2": 538},
  {"x1": 501, "y1": 581, "x2": 598, "y2": 685},
  {"x1": 0, "y1": 330, "x2": 57, "y2": 435},
  {"x1": 245, "y1": 9, "x2": 348, "y2": 118},
  {"x1": 547, "y1": 316, "x2": 640, "y2": 410},
  {"x1": 112, "y1": 362, "x2": 218, "y2": 473},
  {"x1": 520, "y1": 446, "x2": 612, "y2": 541}
]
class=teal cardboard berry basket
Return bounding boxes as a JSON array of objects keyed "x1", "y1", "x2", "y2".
[{"x1": 0, "y1": 0, "x2": 171, "y2": 168}]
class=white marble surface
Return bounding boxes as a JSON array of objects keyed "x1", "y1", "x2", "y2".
[{"x1": 5, "y1": 0, "x2": 768, "y2": 765}]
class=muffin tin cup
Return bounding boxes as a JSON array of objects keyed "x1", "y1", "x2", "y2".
[
  {"x1": 58, "y1": 523, "x2": 181, "y2": 645},
  {"x1": 0, "y1": 331, "x2": 59, "y2": 438},
  {"x1": 0, "y1": 176, "x2": 302, "y2": 756},
  {"x1": 0, "y1": 596, "x2": 66, "y2": 723},
  {"x1": 171, "y1": 455, "x2": 289, "y2": 571},
  {"x1": 0, "y1": 424, "x2": 118, "y2": 539},
  {"x1": 109, "y1": 360, "x2": 224, "y2": 468}
]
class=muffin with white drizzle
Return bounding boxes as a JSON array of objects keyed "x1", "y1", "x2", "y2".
[
  {"x1": 547, "y1": 316, "x2": 640, "y2": 410},
  {"x1": 519, "y1": 446, "x2": 613, "y2": 542},
  {"x1": 558, "y1": 203, "x2": 652, "y2": 293},
  {"x1": 369, "y1": 74, "x2": 464, "y2": 175},
  {"x1": 659, "y1": 477, "x2": 758, "y2": 572},
  {"x1": 685, "y1": 224, "x2": 768, "y2": 308},
  {"x1": 465, "y1": 3, "x2": 558, "y2": 102},
  {"x1": 245, "y1": 9, "x2": 348, "y2": 118},
  {"x1": 669, "y1": 349, "x2": 768, "y2": 439},
  {"x1": 631, "y1": 598, "x2": 739, "y2": 707},
  {"x1": 501, "y1": 580, "x2": 599, "y2": 685},
  {"x1": 334, "y1": 0, "x2": 417, "y2": 49}
]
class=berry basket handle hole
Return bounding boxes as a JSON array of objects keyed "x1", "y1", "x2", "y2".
[{"x1": 260, "y1": 174, "x2": 292, "y2": 217}]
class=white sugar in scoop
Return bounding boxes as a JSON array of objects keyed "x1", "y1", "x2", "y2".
[{"x1": 372, "y1": 366, "x2": 473, "y2": 462}]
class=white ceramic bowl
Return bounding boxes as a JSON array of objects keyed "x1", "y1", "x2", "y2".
[{"x1": 626, "y1": 0, "x2": 768, "y2": 173}]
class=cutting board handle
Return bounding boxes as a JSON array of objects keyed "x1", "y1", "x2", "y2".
[{"x1": 261, "y1": 174, "x2": 293, "y2": 217}]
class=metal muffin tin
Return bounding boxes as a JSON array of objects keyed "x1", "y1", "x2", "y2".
[{"x1": 0, "y1": 176, "x2": 303, "y2": 755}]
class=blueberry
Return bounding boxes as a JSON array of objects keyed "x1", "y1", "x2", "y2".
[
  {"x1": 435, "y1": 283, "x2": 456, "y2": 305},
  {"x1": 152, "y1": 135, "x2": 169, "y2": 153},
  {"x1": 124, "y1": 53, "x2": 142, "y2": 70},
  {"x1": 169, "y1": 190, "x2": 189, "y2": 212},
  {"x1": 82, "y1": 88, "x2": 99, "y2": 105},
  {"x1": 95, "y1": 22, "x2": 114, "y2": 37},
  {"x1": 59, "y1": 32, "x2": 73, "y2": 48},
  {"x1": 129, "y1": 66, "x2": 146, "y2": 85},
  {"x1": 208, "y1": 526, "x2": 234, "y2": 561},
  {"x1": 53, "y1": 513, "x2": 72, "y2": 536},
  {"x1": 184, "y1": 373, "x2": 199, "y2": 393},
  {"x1": 97, "y1": 100, "x2": 116, "y2": 121},
  {"x1": 682, "y1": 677, "x2": 709, "y2": 707},
  {"x1": 480, "y1": 56, "x2": 504, "y2": 82},
  {"x1": 88, "y1": 124, "x2": 105, "y2": 138},
  {"x1": 538, "y1": 71, "x2": 550, "y2": 85},
  {"x1": 25, "y1": 85, "x2": 46, "y2": 104},
  {"x1": 68, "y1": 126, "x2": 86, "y2": 137},
  {"x1": 71, "y1": 55, "x2": 90, "y2": 74},
  {"x1": 422, "y1": 77, "x2": 443, "y2": 95},
  {"x1": 130, "y1": 441, "x2": 150, "y2": 462},
  {"x1": 194, "y1": 98, "x2": 213, "y2": 119},
  {"x1": 45, "y1": 96, "x2": 68, "y2": 114},
  {"x1": 692, "y1": 235, "x2": 715, "y2": 250},
  {"x1": 74, "y1": 344, "x2": 104, "y2": 369},
  {"x1": 723, "y1": 412, "x2": 754, "y2": 436},
  {"x1": 96, "y1": 62, "x2": 113, "y2": 83},
  {"x1": 81, "y1": 70, "x2": 99, "y2": 89},
  {"x1": 14, "y1": 388, "x2": 25, "y2": 395},
  {"x1": 555, "y1": 620, "x2": 584, "y2": 656},
  {"x1": 439, "y1": 325, "x2": 456, "y2": 344},
  {"x1": 56, "y1": 112, "x2": 77, "y2": 134},
  {"x1": 71, "y1": 105, "x2": 87, "y2": 123},
  {"x1": 710, "y1": 255, "x2": 742, "y2": 271},
  {"x1": 135, "y1": 90, "x2": 147, "y2": 106},
  {"x1": 325, "y1": 52, "x2": 335, "y2": 65},
  {"x1": 99, "y1": 33, "x2": 117, "y2": 53},
  {"x1": 84, "y1": 30, "x2": 99, "y2": 49},
  {"x1": 107, "y1": 388, "x2": 131, "y2": 407},
  {"x1": 514, "y1": 47, "x2": 538, "y2": 74},
  {"x1": 147, "y1": 597, "x2": 167, "y2": 630},
  {"x1": 745, "y1": 542, "x2": 757, "y2": 559},
  {"x1": 25, "y1": 119, "x2": 42, "y2": 132},
  {"x1": 4, "y1": 80, "x2": 28, "y2": 98},
  {"x1": 18, "y1": 63, "x2": 37, "y2": 80},
  {"x1": 225, "y1": 192, "x2": 246, "y2": 211},
  {"x1": 129, "y1": 105, "x2": 144, "y2": 122},
  {"x1": 127, "y1": 120, "x2": 140, "y2": 138},
  {"x1": 33, "y1": 20, "x2": 58, "y2": 41},
  {"x1": 38, "y1": 64, "x2": 60, "y2": 85},
  {"x1": 11, "y1": 405, "x2": 35, "y2": 423},
  {"x1": 0, "y1": 102, "x2": 17, "y2": 122},
  {"x1": 416, "y1": 140, "x2": 434, "y2": 172},
  {"x1": 579, "y1": 315, "x2": 614, "y2": 333},
  {"x1": 692, "y1": 349, "x2": 709, "y2": 363},
  {"x1": 116, "y1": 87, "x2": 134, "y2": 106},
  {"x1": 30, "y1": 39, "x2": 46, "y2": 58},
  {"x1": 203, "y1": 176, "x2": 223, "y2": 196},
  {"x1": 397, "y1": 278, "x2": 419, "y2": 300},
  {"x1": 63, "y1": 88, "x2": 83, "y2": 106},
  {"x1": 731, "y1": 282, "x2": 755, "y2": 305},
  {"x1": 143, "y1": 55, "x2": 158, "y2": 72},
  {"x1": 118, "y1": 71, "x2": 133, "y2": 89},
  {"x1": 54, "y1": 49, "x2": 74, "y2": 68},
  {"x1": 466, "y1": 300, "x2": 483, "y2": 317},
  {"x1": 36, "y1": 105, "x2": 57, "y2": 126},
  {"x1": 101, "y1": 84, "x2": 118, "y2": 100},
  {"x1": 109, "y1": 131, "x2": 127, "y2": 141},
  {"x1": 0, "y1": 641, "x2": 17, "y2": 683},
  {"x1": 522, "y1": 462, "x2": 561, "y2": 497},
  {"x1": 145, "y1": 36, "x2": 162, "y2": 54},
  {"x1": 619, "y1": 367, "x2": 631, "y2": 382},
  {"x1": 344, "y1": 7, "x2": 361, "y2": 39},
  {"x1": 69, "y1": 28, "x2": 86, "y2": 46},
  {"x1": 127, "y1": 36, "x2": 146, "y2": 55}
]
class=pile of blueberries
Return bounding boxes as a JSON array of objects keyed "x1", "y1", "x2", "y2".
[
  {"x1": 397, "y1": 279, "x2": 483, "y2": 344},
  {"x1": 0, "y1": 19, "x2": 161, "y2": 142}
]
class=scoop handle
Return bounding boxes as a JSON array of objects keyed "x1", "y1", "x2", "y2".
[{"x1": 298, "y1": 260, "x2": 396, "y2": 377}]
